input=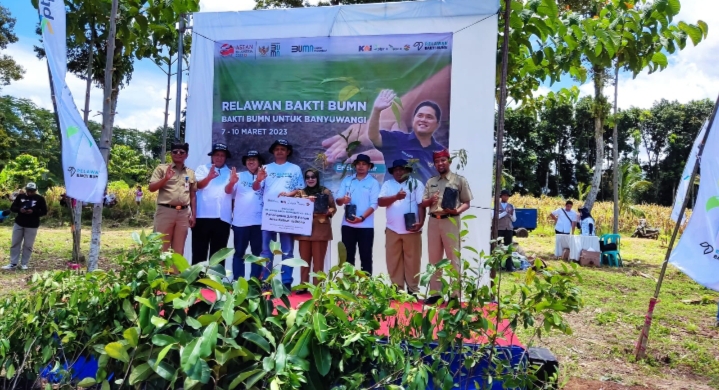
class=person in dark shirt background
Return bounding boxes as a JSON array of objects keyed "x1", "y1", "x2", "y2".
[{"x1": 2, "y1": 182, "x2": 47, "y2": 270}]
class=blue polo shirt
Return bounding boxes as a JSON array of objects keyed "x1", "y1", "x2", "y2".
[{"x1": 377, "y1": 130, "x2": 445, "y2": 183}]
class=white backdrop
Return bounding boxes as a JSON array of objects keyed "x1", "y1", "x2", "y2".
[{"x1": 184, "y1": 0, "x2": 499, "y2": 286}]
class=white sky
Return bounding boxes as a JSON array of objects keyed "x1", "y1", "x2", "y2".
[{"x1": 2, "y1": 0, "x2": 717, "y2": 130}]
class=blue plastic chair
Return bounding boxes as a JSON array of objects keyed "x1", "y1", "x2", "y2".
[{"x1": 601, "y1": 234, "x2": 622, "y2": 267}]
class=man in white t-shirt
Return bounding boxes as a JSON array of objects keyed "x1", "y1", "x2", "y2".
[
  {"x1": 378, "y1": 159, "x2": 425, "y2": 295},
  {"x1": 550, "y1": 200, "x2": 578, "y2": 235},
  {"x1": 336, "y1": 154, "x2": 381, "y2": 275},
  {"x1": 252, "y1": 140, "x2": 304, "y2": 290},
  {"x1": 226, "y1": 150, "x2": 265, "y2": 281},
  {"x1": 193, "y1": 143, "x2": 233, "y2": 266}
]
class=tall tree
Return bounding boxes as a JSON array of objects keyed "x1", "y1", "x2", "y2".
[
  {"x1": 555, "y1": 0, "x2": 707, "y2": 212},
  {"x1": 0, "y1": 5, "x2": 24, "y2": 88}
]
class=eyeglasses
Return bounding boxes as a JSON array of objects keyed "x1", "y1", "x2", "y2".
[
  {"x1": 305, "y1": 175, "x2": 317, "y2": 179},
  {"x1": 171, "y1": 150, "x2": 187, "y2": 155}
]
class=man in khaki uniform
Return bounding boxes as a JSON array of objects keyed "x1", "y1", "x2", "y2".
[
  {"x1": 420, "y1": 149, "x2": 473, "y2": 304},
  {"x1": 149, "y1": 142, "x2": 197, "y2": 254}
]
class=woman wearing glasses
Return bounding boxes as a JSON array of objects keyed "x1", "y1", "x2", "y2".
[{"x1": 294, "y1": 168, "x2": 336, "y2": 293}]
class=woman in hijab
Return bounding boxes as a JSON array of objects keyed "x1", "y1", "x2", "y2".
[
  {"x1": 295, "y1": 168, "x2": 336, "y2": 293},
  {"x1": 579, "y1": 207, "x2": 595, "y2": 236}
]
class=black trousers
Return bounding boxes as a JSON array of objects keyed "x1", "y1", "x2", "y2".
[
  {"x1": 341, "y1": 225, "x2": 374, "y2": 275},
  {"x1": 498, "y1": 229, "x2": 514, "y2": 246},
  {"x1": 192, "y1": 218, "x2": 231, "y2": 265}
]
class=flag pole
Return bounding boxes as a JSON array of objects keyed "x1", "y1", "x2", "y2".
[{"x1": 634, "y1": 93, "x2": 719, "y2": 359}]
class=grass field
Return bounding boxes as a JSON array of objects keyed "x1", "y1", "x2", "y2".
[{"x1": 0, "y1": 225, "x2": 717, "y2": 389}]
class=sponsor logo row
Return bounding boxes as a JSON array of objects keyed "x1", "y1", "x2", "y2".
[
  {"x1": 219, "y1": 40, "x2": 449, "y2": 57},
  {"x1": 219, "y1": 43, "x2": 328, "y2": 57}
]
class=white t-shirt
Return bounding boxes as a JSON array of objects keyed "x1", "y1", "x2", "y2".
[
  {"x1": 580, "y1": 217, "x2": 595, "y2": 236},
  {"x1": 552, "y1": 207, "x2": 578, "y2": 234},
  {"x1": 260, "y1": 162, "x2": 304, "y2": 203},
  {"x1": 231, "y1": 170, "x2": 264, "y2": 227},
  {"x1": 195, "y1": 164, "x2": 233, "y2": 223},
  {"x1": 379, "y1": 179, "x2": 425, "y2": 234},
  {"x1": 335, "y1": 174, "x2": 380, "y2": 229}
]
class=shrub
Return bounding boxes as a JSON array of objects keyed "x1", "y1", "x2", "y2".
[{"x1": 0, "y1": 219, "x2": 583, "y2": 389}]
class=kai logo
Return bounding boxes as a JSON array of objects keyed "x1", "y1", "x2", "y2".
[{"x1": 38, "y1": 0, "x2": 55, "y2": 34}]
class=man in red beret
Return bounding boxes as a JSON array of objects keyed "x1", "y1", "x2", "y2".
[{"x1": 420, "y1": 149, "x2": 473, "y2": 304}]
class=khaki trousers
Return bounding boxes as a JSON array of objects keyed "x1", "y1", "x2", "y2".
[
  {"x1": 298, "y1": 241, "x2": 328, "y2": 286},
  {"x1": 154, "y1": 206, "x2": 190, "y2": 255},
  {"x1": 385, "y1": 229, "x2": 422, "y2": 293},
  {"x1": 428, "y1": 217, "x2": 460, "y2": 294}
]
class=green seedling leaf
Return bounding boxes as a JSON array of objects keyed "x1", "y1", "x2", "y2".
[{"x1": 210, "y1": 248, "x2": 235, "y2": 266}]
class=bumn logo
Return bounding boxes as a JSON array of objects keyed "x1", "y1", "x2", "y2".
[
  {"x1": 291, "y1": 45, "x2": 314, "y2": 53},
  {"x1": 270, "y1": 43, "x2": 280, "y2": 57}
]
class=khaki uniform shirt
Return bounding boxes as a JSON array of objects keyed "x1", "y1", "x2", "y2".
[
  {"x1": 423, "y1": 171, "x2": 473, "y2": 215},
  {"x1": 150, "y1": 163, "x2": 197, "y2": 206}
]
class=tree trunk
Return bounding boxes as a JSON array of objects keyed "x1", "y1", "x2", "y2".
[
  {"x1": 88, "y1": 0, "x2": 119, "y2": 271},
  {"x1": 161, "y1": 58, "x2": 172, "y2": 159},
  {"x1": 612, "y1": 63, "x2": 620, "y2": 234},
  {"x1": 584, "y1": 66, "x2": 606, "y2": 212},
  {"x1": 74, "y1": 26, "x2": 95, "y2": 265}
]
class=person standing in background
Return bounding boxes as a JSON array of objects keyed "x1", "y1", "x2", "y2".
[
  {"x1": 2, "y1": 182, "x2": 47, "y2": 270},
  {"x1": 226, "y1": 150, "x2": 265, "y2": 280},
  {"x1": 135, "y1": 185, "x2": 143, "y2": 205},
  {"x1": 336, "y1": 154, "x2": 381, "y2": 275},
  {"x1": 495, "y1": 189, "x2": 516, "y2": 271},
  {"x1": 550, "y1": 201, "x2": 578, "y2": 235},
  {"x1": 193, "y1": 143, "x2": 233, "y2": 266},
  {"x1": 253, "y1": 140, "x2": 305, "y2": 290},
  {"x1": 149, "y1": 142, "x2": 197, "y2": 256},
  {"x1": 294, "y1": 168, "x2": 336, "y2": 293},
  {"x1": 378, "y1": 159, "x2": 425, "y2": 296},
  {"x1": 579, "y1": 206, "x2": 596, "y2": 236},
  {"x1": 420, "y1": 149, "x2": 473, "y2": 304}
]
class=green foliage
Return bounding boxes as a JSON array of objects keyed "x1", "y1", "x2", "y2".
[
  {"x1": 0, "y1": 223, "x2": 583, "y2": 389},
  {"x1": 0, "y1": 154, "x2": 49, "y2": 188},
  {"x1": 109, "y1": 145, "x2": 153, "y2": 185},
  {"x1": 0, "y1": 5, "x2": 24, "y2": 89},
  {"x1": 618, "y1": 162, "x2": 652, "y2": 217}
]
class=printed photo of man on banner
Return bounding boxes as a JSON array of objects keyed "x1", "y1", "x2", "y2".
[{"x1": 213, "y1": 33, "x2": 452, "y2": 191}]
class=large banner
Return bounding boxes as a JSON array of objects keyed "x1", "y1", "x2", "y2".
[
  {"x1": 213, "y1": 33, "x2": 452, "y2": 190},
  {"x1": 669, "y1": 107, "x2": 719, "y2": 291},
  {"x1": 38, "y1": 0, "x2": 107, "y2": 203}
]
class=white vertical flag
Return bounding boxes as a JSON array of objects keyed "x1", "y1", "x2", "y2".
[
  {"x1": 38, "y1": 0, "x2": 107, "y2": 203},
  {"x1": 670, "y1": 122, "x2": 707, "y2": 222},
  {"x1": 669, "y1": 110, "x2": 719, "y2": 291}
]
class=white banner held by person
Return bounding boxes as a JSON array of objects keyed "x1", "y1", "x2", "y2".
[
  {"x1": 671, "y1": 121, "x2": 707, "y2": 222},
  {"x1": 38, "y1": 0, "x2": 107, "y2": 203},
  {"x1": 668, "y1": 115, "x2": 719, "y2": 291},
  {"x1": 261, "y1": 197, "x2": 313, "y2": 236}
]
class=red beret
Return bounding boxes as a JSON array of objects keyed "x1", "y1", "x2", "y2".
[{"x1": 433, "y1": 149, "x2": 450, "y2": 160}]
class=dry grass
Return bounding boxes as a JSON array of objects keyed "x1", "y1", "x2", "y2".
[{"x1": 510, "y1": 195, "x2": 687, "y2": 237}]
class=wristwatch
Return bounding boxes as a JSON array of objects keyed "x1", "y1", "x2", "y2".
[{"x1": 359, "y1": 216, "x2": 365, "y2": 221}]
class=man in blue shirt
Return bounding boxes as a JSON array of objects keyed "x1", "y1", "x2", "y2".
[
  {"x1": 368, "y1": 89, "x2": 446, "y2": 183},
  {"x1": 336, "y1": 154, "x2": 381, "y2": 275}
]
